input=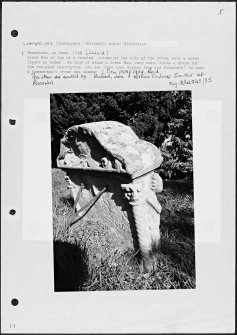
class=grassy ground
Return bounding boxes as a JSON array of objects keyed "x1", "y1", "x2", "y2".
[{"x1": 52, "y1": 168, "x2": 195, "y2": 291}]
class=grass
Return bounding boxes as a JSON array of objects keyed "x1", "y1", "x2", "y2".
[{"x1": 52, "y1": 168, "x2": 195, "y2": 291}]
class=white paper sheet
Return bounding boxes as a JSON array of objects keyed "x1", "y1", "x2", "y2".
[{"x1": 1, "y1": 2, "x2": 235, "y2": 333}]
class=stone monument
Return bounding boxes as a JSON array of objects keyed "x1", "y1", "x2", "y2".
[{"x1": 57, "y1": 121, "x2": 163, "y2": 271}]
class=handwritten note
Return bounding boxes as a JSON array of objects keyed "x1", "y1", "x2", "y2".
[{"x1": 22, "y1": 41, "x2": 213, "y2": 88}]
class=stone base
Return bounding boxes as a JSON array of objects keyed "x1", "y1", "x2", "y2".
[{"x1": 65, "y1": 170, "x2": 139, "y2": 253}]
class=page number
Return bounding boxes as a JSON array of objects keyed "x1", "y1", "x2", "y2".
[
  {"x1": 10, "y1": 324, "x2": 16, "y2": 328},
  {"x1": 218, "y1": 9, "x2": 223, "y2": 15}
]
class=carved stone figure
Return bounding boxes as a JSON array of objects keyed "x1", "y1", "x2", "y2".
[
  {"x1": 57, "y1": 121, "x2": 163, "y2": 271},
  {"x1": 100, "y1": 157, "x2": 112, "y2": 169},
  {"x1": 121, "y1": 173, "x2": 162, "y2": 272}
]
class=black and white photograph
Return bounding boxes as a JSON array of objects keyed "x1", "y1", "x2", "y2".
[
  {"x1": 2, "y1": 2, "x2": 235, "y2": 333},
  {"x1": 51, "y1": 91, "x2": 195, "y2": 291}
]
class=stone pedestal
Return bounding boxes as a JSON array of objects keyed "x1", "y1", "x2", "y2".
[{"x1": 57, "y1": 121, "x2": 163, "y2": 271}]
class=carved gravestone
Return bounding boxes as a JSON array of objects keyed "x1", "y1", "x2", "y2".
[{"x1": 57, "y1": 121, "x2": 163, "y2": 271}]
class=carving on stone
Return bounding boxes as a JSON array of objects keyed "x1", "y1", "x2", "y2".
[
  {"x1": 57, "y1": 121, "x2": 164, "y2": 272},
  {"x1": 75, "y1": 139, "x2": 91, "y2": 160},
  {"x1": 57, "y1": 121, "x2": 163, "y2": 176},
  {"x1": 100, "y1": 157, "x2": 112, "y2": 169},
  {"x1": 146, "y1": 198, "x2": 162, "y2": 215},
  {"x1": 121, "y1": 173, "x2": 163, "y2": 272},
  {"x1": 121, "y1": 182, "x2": 144, "y2": 205},
  {"x1": 150, "y1": 172, "x2": 163, "y2": 193},
  {"x1": 113, "y1": 159, "x2": 125, "y2": 173}
]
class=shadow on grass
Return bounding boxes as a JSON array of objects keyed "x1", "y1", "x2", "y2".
[
  {"x1": 163, "y1": 178, "x2": 193, "y2": 196},
  {"x1": 159, "y1": 234, "x2": 195, "y2": 277},
  {"x1": 53, "y1": 241, "x2": 89, "y2": 291},
  {"x1": 160, "y1": 215, "x2": 194, "y2": 239}
]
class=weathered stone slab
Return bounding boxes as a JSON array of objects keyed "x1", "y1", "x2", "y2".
[{"x1": 57, "y1": 121, "x2": 163, "y2": 271}]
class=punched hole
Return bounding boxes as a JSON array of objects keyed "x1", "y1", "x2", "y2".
[
  {"x1": 11, "y1": 30, "x2": 18, "y2": 37},
  {"x1": 11, "y1": 298, "x2": 19, "y2": 306},
  {"x1": 9, "y1": 119, "x2": 16, "y2": 125},
  {"x1": 9, "y1": 209, "x2": 16, "y2": 215}
]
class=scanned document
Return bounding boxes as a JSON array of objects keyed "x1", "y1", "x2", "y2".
[{"x1": 2, "y1": 2, "x2": 235, "y2": 333}]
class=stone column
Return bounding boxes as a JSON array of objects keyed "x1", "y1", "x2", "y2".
[{"x1": 121, "y1": 172, "x2": 163, "y2": 272}]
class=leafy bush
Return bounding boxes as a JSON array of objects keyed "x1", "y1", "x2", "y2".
[{"x1": 51, "y1": 91, "x2": 192, "y2": 179}]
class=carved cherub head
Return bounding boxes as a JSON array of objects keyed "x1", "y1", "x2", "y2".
[
  {"x1": 100, "y1": 157, "x2": 112, "y2": 169},
  {"x1": 121, "y1": 182, "x2": 144, "y2": 205}
]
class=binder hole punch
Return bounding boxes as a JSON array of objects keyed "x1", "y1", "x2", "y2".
[
  {"x1": 9, "y1": 119, "x2": 16, "y2": 125},
  {"x1": 11, "y1": 30, "x2": 18, "y2": 37},
  {"x1": 9, "y1": 209, "x2": 16, "y2": 215},
  {"x1": 11, "y1": 299, "x2": 19, "y2": 306}
]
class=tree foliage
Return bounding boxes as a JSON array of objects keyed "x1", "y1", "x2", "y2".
[{"x1": 51, "y1": 91, "x2": 192, "y2": 179}]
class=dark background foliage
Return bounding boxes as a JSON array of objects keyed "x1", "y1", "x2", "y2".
[{"x1": 50, "y1": 91, "x2": 192, "y2": 180}]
